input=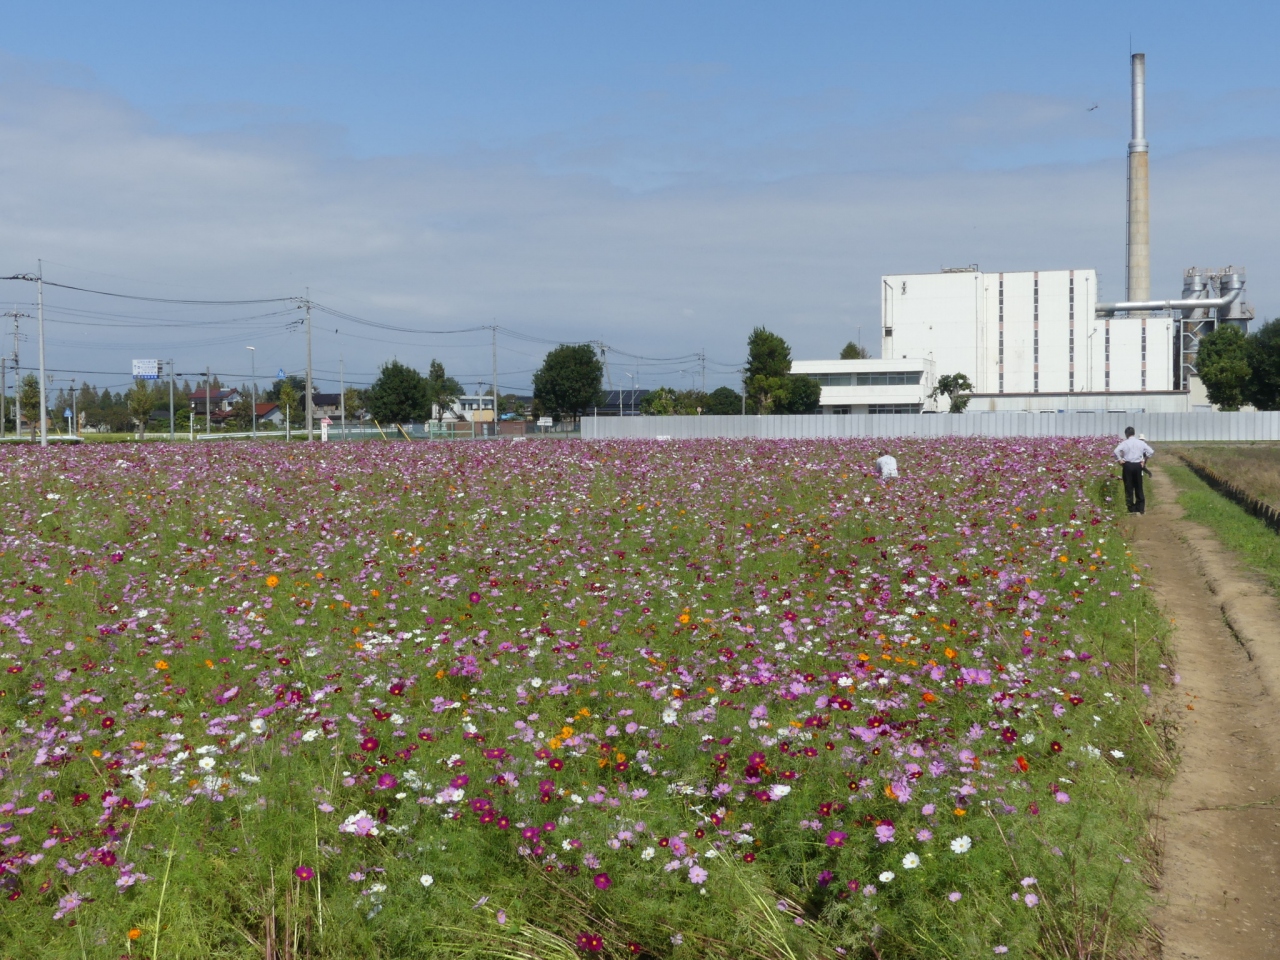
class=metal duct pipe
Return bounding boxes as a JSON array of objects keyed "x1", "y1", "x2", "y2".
[
  {"x1": 1095, "y1": 283, "x2": 1241, "y2": 316},
  {"x1": 1126, "y1": 53, "x2": 1150, "y2": 304}
]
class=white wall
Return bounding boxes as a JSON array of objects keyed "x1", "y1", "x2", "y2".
[{"x1": 883, "y1": 268, "x2": 1175, "y2": 400}]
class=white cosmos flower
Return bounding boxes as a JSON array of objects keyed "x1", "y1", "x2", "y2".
[
  {"x1": 768, "y1": 784, "x2": 791, "y2": 800},
  {"x1": 1110, "y1": 749, "x2": 1125, "y2": 759},
  {"x1": 250, "y1": 719, "x2": 267, "y2": 734},
  {"x1": 878, "y1": 871, "x2": 895, "y2": 883},
  {"x1": 902, "y1": 852, "x2": 921, "y2": 869},
  {"x1": 419, "y1": 874, "x2": 433, "y2": 888},
  {"x1": 198, "y1": 757, "x2": 216, "y2": 770},
  {"x1": 950, "y1": 835, "x2": 973, "y2": 854},
  {"x1": 640, "y1": 847, "x2": 656, "y2": 861}
]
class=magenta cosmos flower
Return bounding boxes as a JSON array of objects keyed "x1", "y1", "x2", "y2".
[
  {"x1": 593, "y1": 872, "x2": 612, "y2": 890},
  {"x1": 294, "y1": 866, "x2": 315, "y2": 881}
]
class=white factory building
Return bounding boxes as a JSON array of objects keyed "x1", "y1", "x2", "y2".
[{"x1": 798, "y1": 266, "x2": 1194, "y2": 415}]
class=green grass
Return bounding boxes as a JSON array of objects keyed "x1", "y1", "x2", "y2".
[{"x1": 1163, "y1": 463, "x2": 1280, "y2": 593}]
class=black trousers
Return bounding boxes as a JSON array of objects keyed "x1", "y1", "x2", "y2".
[{"x1": 1122, "y1": 461, "x2": 1145, "y2": 514}]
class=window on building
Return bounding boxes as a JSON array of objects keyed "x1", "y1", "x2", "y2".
[
  {"x1": 827, "y1": 406, "x2": 852, "y2": 415},
  {"x1": 868, "y1": 403, "x2": 921, "y2": 415},
  {"x1": 805, "y1": 371, "x2": 922, "y2": 387}
]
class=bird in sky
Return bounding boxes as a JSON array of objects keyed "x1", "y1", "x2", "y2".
[{"x1": 1087, "y1": 103, "x2": 1099, "y2": 111}]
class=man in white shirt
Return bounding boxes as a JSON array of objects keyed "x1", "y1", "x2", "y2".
[
  {"x1": 1114, "y1": 427, "x2": 1155, "y2": 514},
  {"x1": 874, "y1": 452, "x2": 899, "y2": 479}
]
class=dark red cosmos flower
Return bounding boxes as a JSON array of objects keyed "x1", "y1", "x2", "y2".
[
  {"x1": 1050, "y1": 741, "x2": 1063, "y2": 753},
  {"x1": 98, "y1": 851, "x2": 117, "y2": 867},
  {"x1": 549, "y1": 757, "x2": 564, "y2": 771},
  {"x1": 743, "y1": 852, "x2": 756, "y2": 863},
  {"x1": 575, "y1": 932, "x2": 604, "y2": 953},
  {"x1": 468, "y1": 592, "x2": 482, "y2": 604},
  {"x1": 101, "y1": 717, "x2": 115, "y2": 729},
  {"x1": 388, "y1": 682, "x2": 406, "y2": 697},
  {"x1": 360, "y1": 737, "x2": 379, "y2": 753},
  {"x1": 627, "y1": 943, "x2": 643, "y2": 955},
  {"x1": 1000, "y1": 727, "x2": 1018, "y2": 744}
]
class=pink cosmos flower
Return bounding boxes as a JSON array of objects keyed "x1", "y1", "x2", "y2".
[{"x1": 593, "y1": 872, "x2": 612, "y2": 890}]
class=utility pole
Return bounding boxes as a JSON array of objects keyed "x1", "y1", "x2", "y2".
[
  {"x1": 0, "y1": 310, "x2": 30, "y2": 440},
  {"x1": 305, "y1": 294, "x2": 314, "y2": 442},
  {"x1": 168, "y1": 360, "x2": 175, "y2": 441},
  {"x1": 491, "y1": 325, "x2": 498, "y2": 436},
  {"x1": 339, "y1": 357, "x2": 346, "y2": 440},
  {"x1": 600, "y1": 343, "x2": 614, "y2": 414},
  {"x1": 70, "y1": 380, "x2": 77, "y2": 438},
  {"x1": 700, "y1": 350, "x2": 706, "y2": 393},
  {"x1": 247, "y1": 346, "x2": 257, "y2": 440},
  {"x1": 10, "y1": 311, "x2": 22, "y2": 440},
  {"x1": 206, "y1": 366, "x2": 212, "y2": 437},
  {"x1": 37, "y1": 263, "x2": 47, "y2": 448}
]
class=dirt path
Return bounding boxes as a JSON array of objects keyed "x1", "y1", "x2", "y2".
[{"x1": 1135, "y1": 465, "x2": 1280, "y2": 957}]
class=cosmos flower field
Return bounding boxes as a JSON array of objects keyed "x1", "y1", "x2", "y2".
[{"x1": 0, "y1": 438, "x2": 1170, "y2": 959}]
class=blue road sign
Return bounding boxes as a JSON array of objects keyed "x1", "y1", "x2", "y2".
[{"x1": 277, "y1": 368, "x2": 286, "y2": 379}]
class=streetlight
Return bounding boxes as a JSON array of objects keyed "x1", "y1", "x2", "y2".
[
  {"x1": 246, "y1": 346, "x2": 257, "y2": 440},
  {"x1": 624, "y1": 372, "x2": 636, "y2": 416}
]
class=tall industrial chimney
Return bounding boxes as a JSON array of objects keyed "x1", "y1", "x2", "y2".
[{"x1": 1126, "y1": 53, "x2": 1150, "y2": 303}]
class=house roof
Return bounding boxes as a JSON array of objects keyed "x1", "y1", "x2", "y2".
[
  {"x1": 311, "y1": 393, "x2": 341, "y2": 406},
  {"x1": 255, "y1": 402, "x2": 279, "y2": 415}
]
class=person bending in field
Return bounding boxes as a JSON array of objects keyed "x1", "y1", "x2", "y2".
[
  {"x1": 1115, "y1": 427, "x2": 1154, "y2": 515},
  {"x1": 874, "y1": 451, "x2": 899, "y2": 479}
]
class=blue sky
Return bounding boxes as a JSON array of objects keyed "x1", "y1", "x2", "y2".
[{"x1": 1, "y1": 2, "x2": 1277, "y2": 394}]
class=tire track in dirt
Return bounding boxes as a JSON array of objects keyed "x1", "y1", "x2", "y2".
[{"x1": 1137, "y1": 465, "x2": 1280, "y2": 958}]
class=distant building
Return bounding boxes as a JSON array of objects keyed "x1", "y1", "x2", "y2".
[
  {"x1": 596, "y1": 389, "x2": 651, "y2": 416},
  {"x1": 791, "y1": 359, "x2": 938, "y2": 415},
  {"x1": 190, "y1": 388, "x2": 240, "y2": 416},
  {"x1": 880, "y1": 268, "x2": 1185, "y2": 412}
]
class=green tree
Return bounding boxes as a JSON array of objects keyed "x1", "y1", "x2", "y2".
[
  {"x1": 342, "y1": 387, "x2": 365, "y2": 421},
  {"x1": 498, "y1": 393, "x2": 525, "y2": 418},
  {"x1": 126, "y1": 379, "x2": 155, "y2": 439},
  {"x1": 930, "y1": 372, "x2": 975, "y2": 413},
  {"x1": 424, "y1": 359, "x2": 463, "y2": 423},
  {"x1": 1196, "y1": 325, "x2": 1251, "y2": 411},
  {"x1": 778, "y1": 375, "x2": 822, "y2": 414},
  {"x1": 366, "y1": 360, "x2": 427, "y2": 423},
  {"x1": 744, "y1": 327, "x2": 792, "y2": 415},
  {"x1": 225, "y1": 391, "x2": 255, "y2": 430},
  {"x1": 1244, "y1": 319, "x2": 1280, "y2": 411},
  {"x1": 840, "y1": 341, "x2": 870, "y2": 360},
  {"x1": 276, "y1": 379, "x2": 303, "y2": 427},
  {"x1": 263, "y1": 375, "x2": 307, "y2": 403},
  {"x1": 638, "y1": 387, "x2": 678, "y2": 415},
  {"x1": 532, "y1": 344, "x2": 604, "y2": 421},
  {"x1": 704, "y1": 385, "x2": 742, "y2": 415},
  {"x1": 17, "y1": 374, "x2": 40, "y2": 440},
  {"x1": 743, "y1": 327, "x2": 818, "y2": 414}
]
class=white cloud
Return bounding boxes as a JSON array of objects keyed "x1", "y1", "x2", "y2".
[{"x1": 0, "y1": 70, "x2": 1276, "y2": 393}]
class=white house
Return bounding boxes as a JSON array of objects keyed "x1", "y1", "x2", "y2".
[
  {"x1": 433, "y1": 395, "x2": 497, "y2": 423},
  {"x1": 790, "y1": 358, "x2": 939, "y2": 414}
]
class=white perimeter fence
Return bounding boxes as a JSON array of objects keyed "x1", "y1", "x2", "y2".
[{"x1": 581, "y1": 412, "x2": 1280, "y2": 442}]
